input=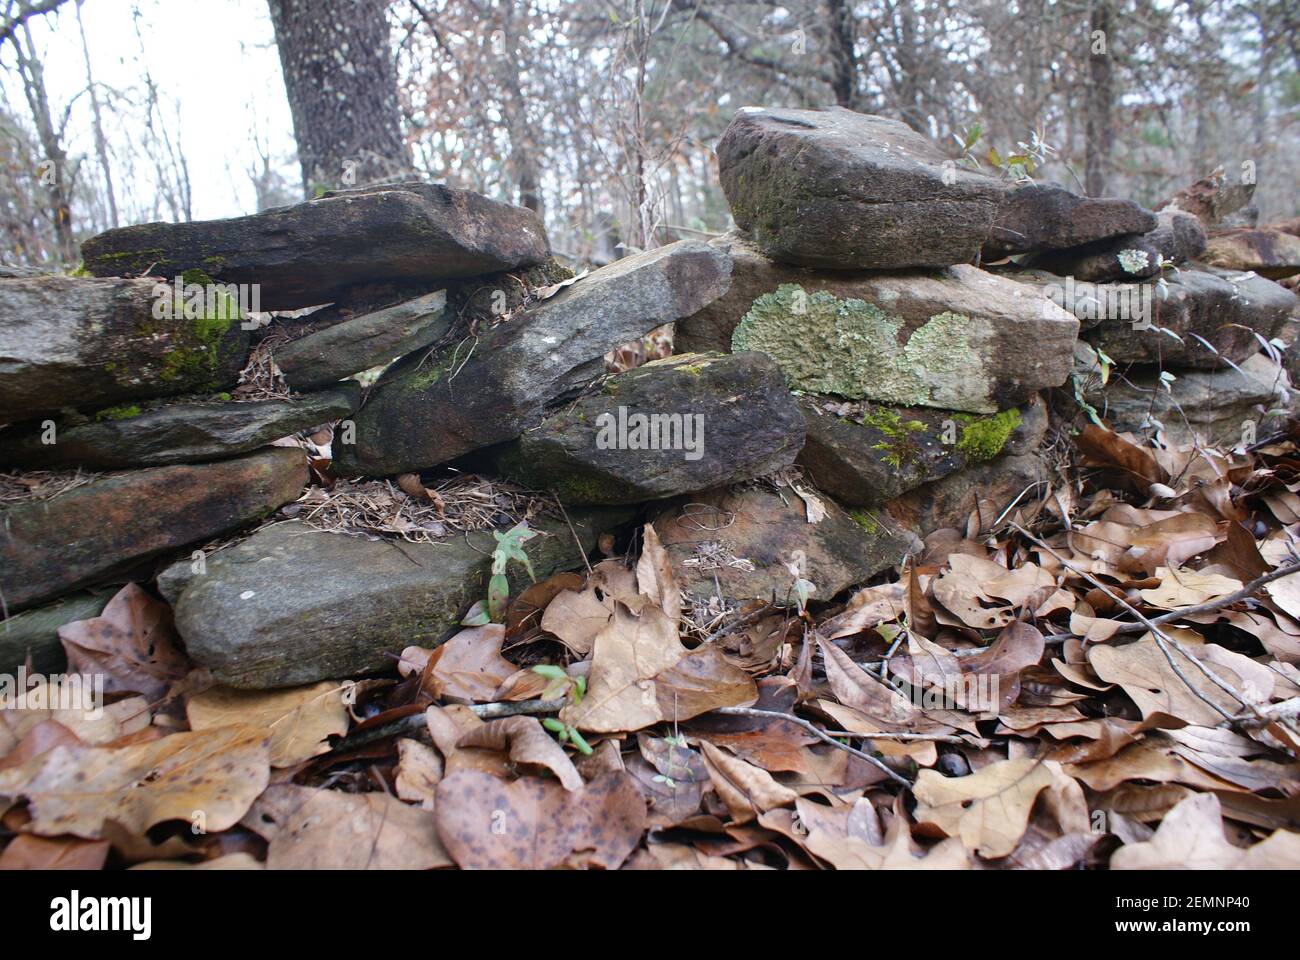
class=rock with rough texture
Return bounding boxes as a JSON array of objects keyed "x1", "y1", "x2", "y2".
[
  {"x1": 493, "y1": 353, "x2": 804, "y2": 504},
  {"x1": 885, "y1": 452, "x2": 1051, "y2": 540},
  {"x1": 0, "y1": 384, "x2": 358, "y2": 469},
  {"x1": 724, "y1": 266, "x2": 1076, "y2": 414},
  {"x1": 0, "y1": 275, "x2": 249, "y2": 423},
  {"x1": 651, "y1": 486, "x2": 911, "y2": 605},
  {"x1": 983, "y1": 183, "x2": 1157, "y2": 260},
  {"x1": 1027, "y1": 210, "x2": 1207, "y2": 282},
  {"x1": 1073, "y1": 342, "x2": 1293, "y2": 446},
  {"x1": 0, "y1": 590, "x2": 115, "y2": 675},
  {"x1": 716, "y1": 107, "x2": 1003, "y2": 269},
  {"x1": 797, "y1": 394, "x2": 1045, "y2": 508},
  {"x1": 82, "y1": 181, "x2": 550, "y2": 311},
  {"x1": 272, "y1": 290, "x2": 451, "y2": 390},
  {"x1": 334, "y1": 240, "x2": 732, "y2": 476},
  {"x1": 168, "y1": 511, "x2": 629, "y2": 688},
  {"x1": 1157, "y1": 167, "x2": 1256, "y2": 228},
  {"x1": 1202, "y1": 229, "x2": 1300, "y2": 280},
  {"x1": 0, "y1": 448, "x2": 306, "y2": 611},
  {"x1": 1010, "y1": 266, "x2": 1296, "y2": 369}
]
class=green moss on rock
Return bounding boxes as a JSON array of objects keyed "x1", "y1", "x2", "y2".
[
  {"x1": 956, "y1": 408, "x2": 1021, "y2": 461},
  {"x1": 94, "y1": 403, "x2": 142, "y2": 421}
]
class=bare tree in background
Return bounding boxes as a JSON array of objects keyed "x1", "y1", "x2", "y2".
[{"x1": 268, "y1": 0, "x2": 412, "y2": 196}]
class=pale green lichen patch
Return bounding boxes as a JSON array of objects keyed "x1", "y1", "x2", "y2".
[{"x1": 731, "y1": 285, "x2": 989, "y2": 409}]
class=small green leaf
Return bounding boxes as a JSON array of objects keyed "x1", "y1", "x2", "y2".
[
  {"x1": 532, "y1": 664, "x2": 567, "y2": 681},
  {"x1": 567, "y1": 727, "x2": 593, "y2": 755}
]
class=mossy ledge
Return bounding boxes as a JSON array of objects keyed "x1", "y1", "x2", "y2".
[{"x1": 956, "y1": 408, "x2": 1021, "y2": 461}]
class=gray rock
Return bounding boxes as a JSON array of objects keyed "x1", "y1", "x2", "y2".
[
  {"x1": 493, "y1": 352, "x2": 804, "y2": 504},
  {"x1": 1202, "y1": 229, "x2": 1300, "y2": 280},
  {"x1": 0, "y1": 275, "x2": 250, "y2": 423},
  {"x1": 1010, "y1": 266, "x2": 1297, "y2": 369},
  {"x1": 334, "y1": 240, "x2": 732, "y2": 476},
  {"x1": 652, "y1": 485, "x2": 911, "y2": 605},
  {"x1": 0, "y1": 448, "x2": 306, "y2": 611},
  {"x1": 82, "y1": 181, "x2": 550, "y2": 311},
  {"x1": 983, "y1": 183, "x2": 1157, "y2": 260},
  {"x1": 168, "y1": 511, "x2": 630, "y2": 688},
  {"x1": 716, "y1": 106, "x2": 1003, "y2": 269},
  {"x1": 695, "y1": 239, "x2": 1076, "y2": 414},
  {"x1": 1027, "y1": 210, "x2": 1207, "y2": 282},
  {"x1": 0, "y1": 590, "x2": 115, "y2": 675},
  {"x1": 272, "y1": 290, "x2": 451, "y2": 390},
  {"x1": 797, "y1": 396, "x2": 1041, "y2": 508},
  {"x1": 1073, "y1": 342, "x2": 1293, "y2": 446},
  {"x1": 0, "y1": 384, "x2": 358, "y2": 469}
]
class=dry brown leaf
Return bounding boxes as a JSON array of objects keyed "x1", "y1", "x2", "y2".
[
  {"x1": 394, "y1": 738, "x2": 443, "y2": 807},
  {"x1": 1139, "y1": 567, "x2": 1243, "y2": 610},
  {"x1": 539, "y1": 585, "x2": 614, "y2": 656},
  {"x1": 399, "y1": 624, "x2": 514, "y2": 703},
  {"x1": 458, "y1": 716, "x2": 582, "y2": 790},
  {"x1": 912, "y1": 757, "x2": 1057, "y2": 858},
  {"x1": 699, "y1": 740, "x2": 798, "y2": 823},
  {"x1": 57, "y1": 583, "x2": 189, "y2": 700},
  {"x1": 245, "y1": 783, "x2": 451, "y2": 869},
  {"x1": 1087, "y1": 631, "x2": 1243, "y2": 726},
  {"x1": 434, "y1": 769, "x2": 645, "y2": 869},
  {"x1": 0, "y1": 686, "x2": 149, "y2": 759},
  {"x1": 0, "y1": 725, "x2": 270, "y2": 838},
  {"x1": 1111, "y1": 793, "x2": 1300, "y2": 869},
  {"x1": 186, "y1": 681, "x2": 350, "y2": 767},
  {"x1": 636, "y1": 524, "x2": 681, "y2": 623},
  {"x1": 0, "y1": 833, "x2": 109, "y2": 869},
  {"x1": 560, "y1": 604, "x2": 756, "y2": 733}
]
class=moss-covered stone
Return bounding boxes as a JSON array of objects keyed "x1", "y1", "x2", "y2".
[
  {"x1": 731, "y1": 284, "x2": 986, "y2": 410},
  {"x1": 94, "y1": 403, "x2": 142, "y2": 422},
  {"x1": 956, "y1": 408, "x2": 1021, "y2": 462}
]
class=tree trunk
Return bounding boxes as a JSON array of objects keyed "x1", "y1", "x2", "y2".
[
  {"x1": 1084, "y1": 0, "x2": 1113, "y2": 197},
  {"x1": 826, "y1": 0, "x2": 858, "y2": 108},
  {"x1": 267, "y1": 0, "x2": 411, "y2": 197}
]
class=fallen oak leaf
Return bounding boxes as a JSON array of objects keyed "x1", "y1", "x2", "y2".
[
  {"x1": 1111, "y1": 792, "x2": 1300, "y2": 869},
  {"x1": 457, "y1": 716, "x2": 583, "y2": 790},
  {"x1": 399, "y1": 623, "x2": 514, "y2": 703},
  {"x1": 698, "y1": 740, "x2": 798, "y2": 823},
  {"x1": 186, "y1": 681, "x2": 350, "y2": 767},
  {"x1": 57, "y1": 583, "x2": 189, "y2": 700},
  {"x1": 911, "y1": 757, "x2": 1057, "y2": 858},
  {"x1": 0, "y1": 725, "x2": 270, "y2": 839}
]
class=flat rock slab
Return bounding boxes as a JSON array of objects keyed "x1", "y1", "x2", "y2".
[
  {"x1": 885, "y1": 452, "x2": 1050, "y2": 541},
  {"x1": 0, "y1": 589, "x2": 115, "y2": 675},
  {"x1": 1202, "y1": 229, "x2": 1300, "y2": 280},
  {"x1": 334, "y1": 240, "x2": 732, "y2": 476},
  {"x1": 0, "y1": 275, "x2": 249, "y2": 423},
  {"x1": 651, "y1": 486, "x2": 911, "y2": 605},
  {"x1": 1073, "y1": 343, "x2": 1293, "y2": 446},
  {"x1": 716, "y1": 106, "x2": 1003, "y2": 269},
  {"x1": 493, "y1": 352, "x2": 804, "y2": 504},
  {"x1": 0, "y1": 383, "x2": 357, "y2": 470},
  {"x1": 983, "y1": 183, "x2": 1156, "y2": 260},
  {"x1": 676, "y1": 237, "x2": 1078, "y2": 414},
  {"x1": 797, "y1": 395, "x2": 1044, "y2": 508},
  {"x1": 81, "y1": 182, "x2": 550, "y2": 311},
  {"x1": 1010, "y1": 266, "x2": 1296, "y2": 368},
  {"x1": 168, "y1": 511, "x2": 628, "y2": 689},
  {"x1": 0, "y1": 448, "x2": 305, "y2": 611},
  {"x1": 1158, "y1": 168, "x2": 1256, "y2": 228},
  {"x1": 1027, "y1": 210, "x2": 1207, "y2": 282},
  {"x1": 273, "y1": 290, "x2": 451, "y2": 391}
]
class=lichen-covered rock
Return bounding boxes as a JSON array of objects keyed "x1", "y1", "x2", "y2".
[
  {"x1": 1071, "y1": 342, "x2": 1294, "y2": 446},
  {"x1": 334, "y1": 240, "x2": 732, "y2": 476},
  {"x1": 1026, "y1": 210, "x2": 1207, "y2": 282},
  {"x1": 983, "y1": 183, "x2": 1157, "y2": 260},
  {"x1": 1202, "y1": 228, "x2": 1300, "y2": 280},
  {"x1": 725, "y1": 267, "x2": 1076, "y2": 414},
  {"x1": 797, "y1": 396, "x2": 1040, "y2": 507},
  {"x1": 0, "y1": 448, "x2": 306, "y2": 611},
  {"x1": 0, "y1": 275, "x2": 249, "y2": 423},
  {"x1": 885, "y1": 452, "x2": 1051, "y2": 540},
  {"x1": 272, "y1": 290, "x2": 451, "y2": 390},
  {"x1": 651, "y1": 485, "x2": 911, "y2": 605},
  {"x1": 1009, "y1": 266, "x2": 1296, "y2": 369},
  {"x1": 716, "y1": 106, "x2": 1003, "y2": 269},
  {"x1": 493, "y1": 352, "x2": 804, "y2": 504},
  {"x1": 168, "y1": 511, "x2": 629, "y2": 689},
  {"x1": 0, "y1": 590, "x2": 115, "y2": 675},
  {"x1": 81, "y1": 181, "x2": 550, "y2": 311},
  {"x1": 0, "y1": 384, "x2": 357, "y2": 470}
]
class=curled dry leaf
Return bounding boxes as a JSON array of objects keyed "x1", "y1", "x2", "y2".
[
  {"x1": 457, "y1": 716, "x2": 583, "y2": 790},
  {"x1": 57, "y1": 583, "x2": 190, "y2": 700},
  {"x1": 394, "y1": 738, "x2": 443, "y2": 807},
  {"x1": 699, "y1": 740, "x2": 798, "y2": 823},
  {"x1": 433, "y1": 769, "x2": 645, "y2": 869},
  {"x1": 911, "y1": 757, "x2": 1057, "y2": 858},
  {"x1": 186, "y1": 681, "x2": 350, "y2": 767},
  {"x1": 1110, "y1": 792, "x2": 1300, "y2": 869},
  {"x1": 399, "y1": 624, "x2": 514, "y2": 703},
  {"x1": 0, "y1": 725, "x2": 270, "y2": 839},
  {"x1": 0, "y1": 686, "x2": 149, "y2": 759}
]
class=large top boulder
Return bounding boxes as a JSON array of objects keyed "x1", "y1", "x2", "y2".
[
  {"x1": 716, "y1": 107, "x2": 1003, "y2": 270},
  {"x1": 0, "y1": 275, "x2": 249, "y2": 423},
  {"x1": 81, "y1": 182, "x2": 550, "y2": 311},
  {"x1": 983, "y1": 183, "x2": 1157, "y2": 260},
  {"x1": 334, "y1": 240, "x2": 732, "y2": 476}
]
